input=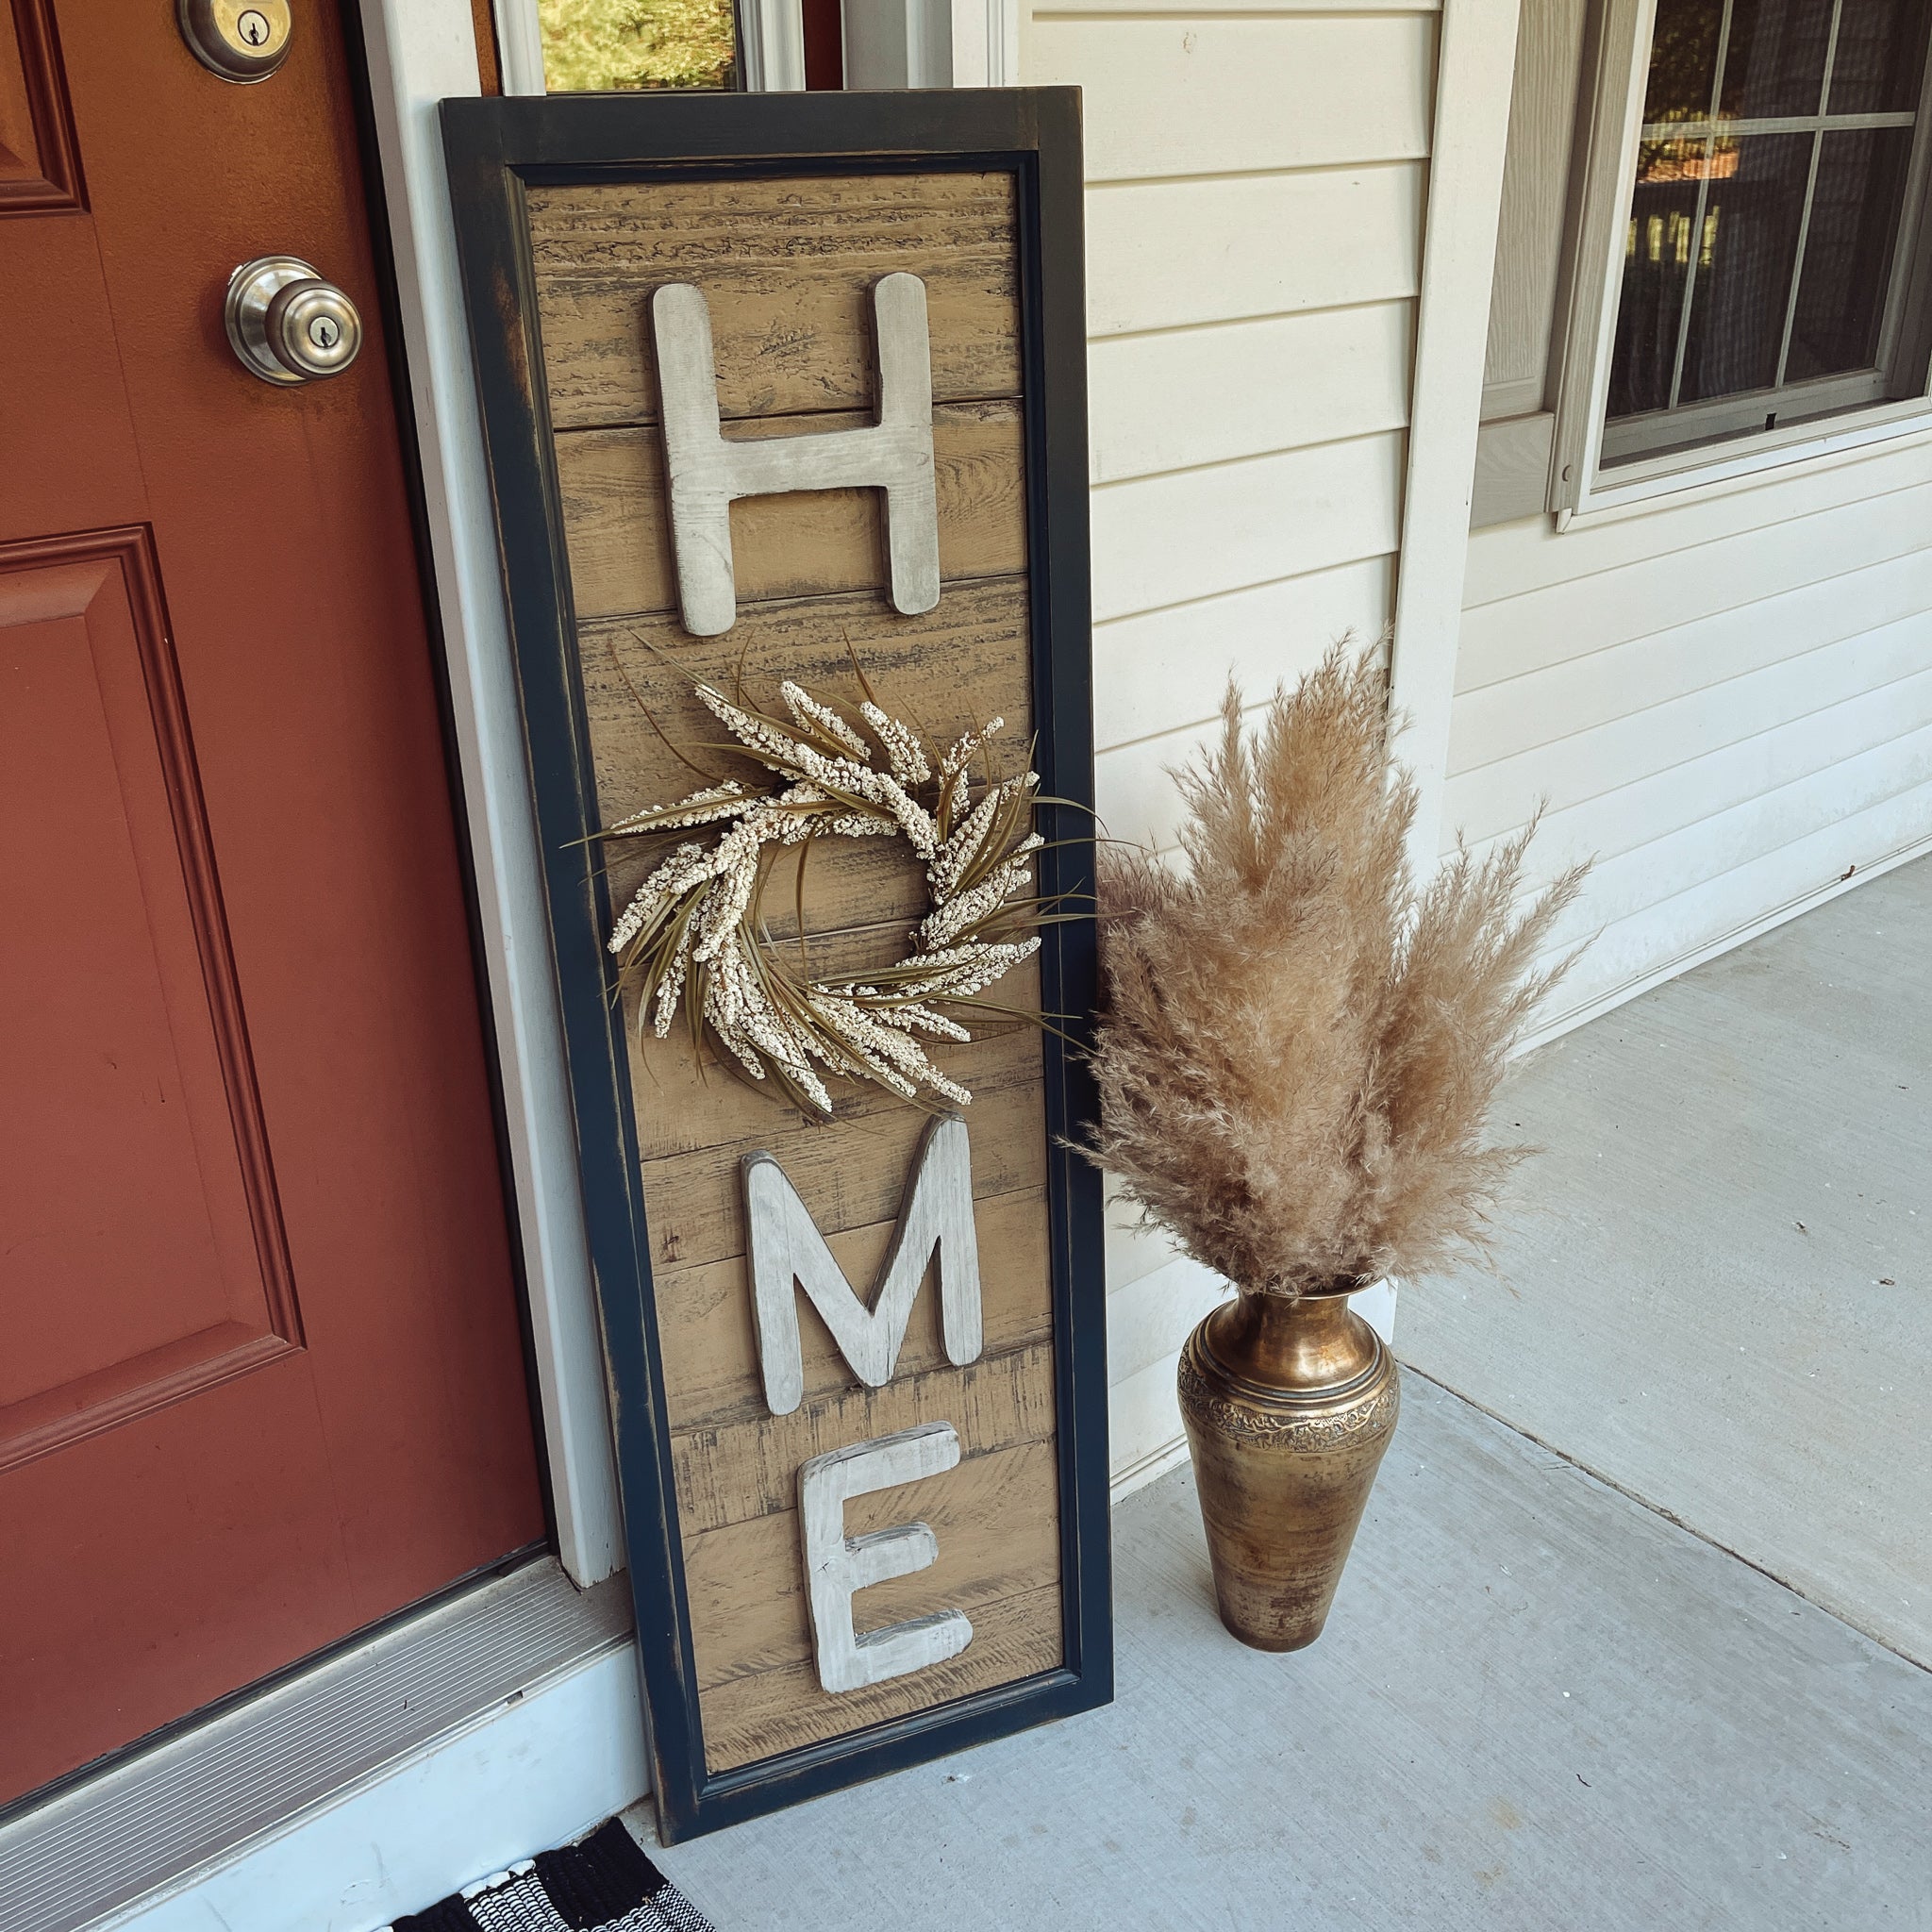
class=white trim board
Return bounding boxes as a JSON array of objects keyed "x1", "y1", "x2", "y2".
[
  {"x1": 355, "y1": 0, "x2": 624, "y2": 1585},
  {"x1": 491, "y1": 0, "x2": 545, "y2": 93},
  {"x1": 101, "y1": 1645, "x2": 649, "y2": 1932},
  {"x1": 1386, "y1": 0, "x2": 1524, "y2": 874},
  {"x1": 0, "y1": 1564, "x2": 630, "y2": 1932},
  {"x1": 1560, "y1": 413, "x2": 1932, "y2": 530}
]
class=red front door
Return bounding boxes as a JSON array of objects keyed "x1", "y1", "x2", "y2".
[{"x1": 1, "y1": 0, "x2": 546, "y2": 1803}]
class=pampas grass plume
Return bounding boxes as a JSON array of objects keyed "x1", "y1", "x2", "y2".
[{"x1": 1086, "y1": 642, "x2": 1587, "y2": 1297}]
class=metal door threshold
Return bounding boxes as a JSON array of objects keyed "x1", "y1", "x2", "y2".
[{"x1": 0, "y1": 1557, "x2": 635, "y2": 1932}]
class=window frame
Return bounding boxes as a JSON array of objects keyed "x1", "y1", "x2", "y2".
[
  {"x1": 1546, "y1": 0, "x2": 1932, "y2": 523},
  {"x1": 492, "y1": 0, "x2": 1017, "y2": 94}
]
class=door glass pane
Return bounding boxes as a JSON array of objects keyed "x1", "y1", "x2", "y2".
[
  {"x1": 1679, "y1": 131, "x2": 1813, "y2": 401},
  {"x1": 1828, "y1": 0, "x2": 1932, "y2": 113},
  {"x1": 540, "y1": 0, "x2": 739, "y2": 91},
  {"x1": 1719, "y1": 0, "x2": 1836, "y2": 118},
  {"x1": 1786, "y1": 127, "x2": 1915, "y2": 378},
  {"x1": 1608, "y1": 141, "x2": 1707, "y2": 415},
  {"x1": 1646, "y1": 0, "x2": 1726, "y2": 122}
]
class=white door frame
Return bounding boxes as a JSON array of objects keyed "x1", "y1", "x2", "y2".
[
  {"x1": 1386, "y1": 0, "x2": 1524, "y2": 876},
  {"x1": 356, "y1": 0, "x2": 624, "y2": 1586}
]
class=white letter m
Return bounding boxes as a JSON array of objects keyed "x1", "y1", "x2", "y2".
[{"x1": 741, "y1": 1114, "x2": 983, "y2": 1416}]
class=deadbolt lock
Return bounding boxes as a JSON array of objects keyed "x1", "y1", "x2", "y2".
[
  {"x1": 179, "y1": 0, "x2": 292, "y2": 80},
  {"x1": 225, "y1": 257, "x2": 362, "y2": 386}
]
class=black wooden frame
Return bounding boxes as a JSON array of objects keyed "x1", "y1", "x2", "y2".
[{"x1": 441, "y1": 89, "x2": 1108, "y2": 1842}]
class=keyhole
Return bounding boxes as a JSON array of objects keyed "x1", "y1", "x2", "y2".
[
  {"x1": 239, "y1": 9, "x2": 270, "y2": 45},
  {"x1": 308, "y1": 314, "x2": 339, "y2": 351}
]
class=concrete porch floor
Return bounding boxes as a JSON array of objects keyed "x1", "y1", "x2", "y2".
[
  {"x1": 1401, "y1": 852, "x2": 1931, "y2": 1669},
  {"x1": 640, "y1": 1371, "x2": 1932, "y2": 1928},
  {"x1": 634, "y1": 862, "x2": 1932, "y2": 1930}
]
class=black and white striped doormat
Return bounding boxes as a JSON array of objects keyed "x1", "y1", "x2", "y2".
[{"x1": 388, "y1": 1819, "x2": 716, "y2": 1932}]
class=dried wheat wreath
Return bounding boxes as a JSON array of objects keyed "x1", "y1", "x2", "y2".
[{"x1": 605, "y1": 677, "x2": 1045, "y2": 1117}]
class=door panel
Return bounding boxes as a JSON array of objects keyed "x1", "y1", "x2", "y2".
[
  {"x1": 0, "y1": 0, "x2": 546, "y2": 1802},
  {"x1": 0, "y1": 530, "x2": 297, "y2": 1470},
  {"x1": 0, "y1": 0, "x2": 82, "y2": 213}
]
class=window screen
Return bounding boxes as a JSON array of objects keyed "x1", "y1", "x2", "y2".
[{"x1": 1603, "y1": 0, "x2": 1932, "y2": 463}]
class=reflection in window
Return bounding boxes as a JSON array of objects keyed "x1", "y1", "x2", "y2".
[
  {"x1": 540, "y1": 0, "x2": 738, "y2": 91},
  {"x1": 1606, "y1": 0, "x2": 1931, "y2": 458}
]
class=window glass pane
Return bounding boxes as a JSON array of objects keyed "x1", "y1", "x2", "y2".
[
  {"x1": 1606, "y1": 0, "x2": 1930, "y2": 462},
  {"x1": 1645, "y1": 0, "x2": 1726, "y2": 122},
  {"x1": 1786, "y1": 127, "x2": 1915, "y2": 378},
  {"x1": 1679, "y1": 131, "x2": 1813, "y2": 401},
  {"x1": 540, "y1": 0, "x2": 738, "y2": 91},
  {"x1": 1608, "y1": 141, "x2": 1707, "y2": 415},
  {"x1": 1719, "y1": 0, "x2": 1836, "y2": 118},
  {"x1": 1828, "y1": 0, "x2": 1932, "y2": 114}
]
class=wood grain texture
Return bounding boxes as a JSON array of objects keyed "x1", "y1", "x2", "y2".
[
  {"x1": 581, "y1": 576, "x2": 1034, "y2": 941},
  {"x1": 675, "y1": 1341, "x2": 1058, "y2": 1536},
  {"x1": 651, "y1": 273, "x2": 942, "y2": 637},
  {"x1": 447, "y1": 90, "x2": 1107, "y2": 1840},
  {"x1": 542, "y1": 164, "x2": 1065, "y2": 1775},
  {"x1": 745, "y1": 1113, "x2": 981, "y2": 1417},
  {"x1": 689, "y1": 1436, "x2": 1064, "y2": 1770},
  {"x1": 636, "y1": 1040, "x2": 1047, "y2": 1270},
  {"x1": 703, "y1": 1586, "x2": 1064, "y2": 1774},
  {"x1": 557, "y1": 400, "x2": 1025, "y2": 622},
  {"x1": 528, "y1": 172, "x2": 1021, "y2": 431},
  {"x1": 656, "y1": 1184, "x2": 1052, "y2": 1433}
]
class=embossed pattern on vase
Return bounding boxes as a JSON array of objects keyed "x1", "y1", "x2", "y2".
[{"x1": 1178, "y1": 1288, "x2": 1399, "y2": 1651}]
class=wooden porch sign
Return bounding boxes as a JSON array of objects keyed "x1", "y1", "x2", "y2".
[{"x1": 443, "y1": 91, "x2": 1108, "y2": 1840}]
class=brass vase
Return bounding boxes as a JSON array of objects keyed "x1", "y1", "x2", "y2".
[{"x1": 1177, "y1": 1285, "x2": 1400, "y2": 1650}]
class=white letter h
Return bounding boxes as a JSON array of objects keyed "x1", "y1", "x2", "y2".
[{"x1": 651, "y1": 272, "x2": 941, "y2": 638}]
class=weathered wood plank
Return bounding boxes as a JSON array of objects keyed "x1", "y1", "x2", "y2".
[
  {"x1": 634, "y1": 1035, "x2": 1048, "y2": 1265},
  {"x1": 527, "y1": 172, "x2": 1022, "y2": 432},
  {"x1": 534, "y1": 164, "x2": 1070, "y2": 1782},
  {"x1": 579, "y1": 575, "x2": 1034, "y2": 934},
  {"x1": 673, "y1": 1341, "x2": 1058, "y2": 1536},
  {"x1": 702, "y1": 1584, "x2": 1065, "y2": 1772},
  {"x1": 556, "y1": 401, "x2": 1026, "y2": 622},
  {"x1": 686, "y1": 1435, "x2": 1064, "y2": 1766},
  {"x1": 655, "y1": 1183, "x2": 1053, "y2": 1434},
  {"x1": 687, "y1": 1440, "x2": 1059, "y2": 1690},
  {"x1": 623, "y1": 946, "x2": 1044, "y2": 1157}
]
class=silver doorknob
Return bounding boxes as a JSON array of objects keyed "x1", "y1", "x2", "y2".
[{"x1": 225, "y1": 256, "x2": 361, "y2": 385}]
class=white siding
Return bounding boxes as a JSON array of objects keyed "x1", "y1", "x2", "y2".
[
  {"x1": 1023, "y1": 0, "x2": 1439, "y2": 1487},
  {"x1": 1453, "y1": 435, "x2": 1932, "y2": 1039}
]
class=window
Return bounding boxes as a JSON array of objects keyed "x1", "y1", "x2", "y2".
[
  {"x1": 521, "y1": 0, "x2": 974, "y2": 95},
  {"x1": 1603, "y1": 0, "x2": 1932, "y2": 465},
  {"x1": 1474, "y1": 0, "x2": 1932, "y2": 525},
  {"x1": 537, "y1": 0, "x2": 741, "y2": 92}
]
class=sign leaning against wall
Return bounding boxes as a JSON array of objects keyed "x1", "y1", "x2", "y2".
[{"x1": 442, "y1": 90, "x2": 1108, "y2": 1840}]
